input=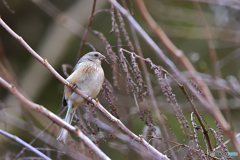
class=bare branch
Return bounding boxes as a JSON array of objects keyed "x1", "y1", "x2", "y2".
[
  {"x1": 0, "y1": 76, "x2": 110, "y2": 160},
  {"x1": 0, "y1": 17, "x2": 169, "y2": 159},
  {"x1": 14, "y1": 123, "x2": 53, "y2": 160},
  {"x1": 0, "y1": 129, "x2": 51, "y2": 160}
]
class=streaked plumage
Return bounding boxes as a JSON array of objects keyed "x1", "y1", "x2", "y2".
[{"x1": 57, "y1": 52, "x2": 105, "y2": 143}]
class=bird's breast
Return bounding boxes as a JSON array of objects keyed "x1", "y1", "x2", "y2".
[{"x1": 64, "y1": 62, "x2": 104, "y2": 106}]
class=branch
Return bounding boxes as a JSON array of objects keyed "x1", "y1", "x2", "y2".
[
  {"x1": 0, "y1": 111, "x2": 90, "y2": 160},
  {"x1": 0, "y1": 17, "x2": 169, "y2": 159},
  {"x1": 0, "y1": 76, "x2": 110, "y2": 160},
  {"x1": 0, "y1": 129, "x2": 51, "y2": 160}
]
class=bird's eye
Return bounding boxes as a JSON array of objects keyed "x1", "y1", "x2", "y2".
[{"x1": 94, "y1": 53, "x2": 99, "y2": 57}]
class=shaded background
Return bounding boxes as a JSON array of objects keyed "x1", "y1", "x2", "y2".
[{"x1": 1, "y1": 0, "x2": 240, "y2": 159}]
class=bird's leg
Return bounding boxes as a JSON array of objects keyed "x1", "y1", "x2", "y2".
[
  {"x1": 87, "y1": 96, "x2": 94, "y2": 104},
  {"x1": 71, "y1": 84, "x2": 78, "y2": 92}
]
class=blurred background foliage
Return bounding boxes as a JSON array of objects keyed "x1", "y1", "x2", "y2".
[{"x1": 0, "y1": 0, "x2": 240, "y2": 159}]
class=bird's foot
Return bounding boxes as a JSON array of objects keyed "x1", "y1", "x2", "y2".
[
  {"x1": 87, "y1": 96, "x2": 94, "y2": 104},
  {"x1": 72, "y1": 84, "x2": 78, "y2": 91}
]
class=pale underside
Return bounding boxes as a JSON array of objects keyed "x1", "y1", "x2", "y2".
[{"x1": 64, "y1": 61, "x2": 104, "y2": 108}]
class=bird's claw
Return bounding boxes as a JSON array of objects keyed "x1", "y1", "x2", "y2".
[
  {"x1": 87, "y1": 96, "x2": 94, "y2": 104},
  {"x1": 72, "y1": 84, "x2": 78, "y2": 91}
]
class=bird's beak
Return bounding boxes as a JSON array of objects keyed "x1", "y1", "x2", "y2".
[{"x1": 100, "y1": 55, "x2": 106, "y2": 61}]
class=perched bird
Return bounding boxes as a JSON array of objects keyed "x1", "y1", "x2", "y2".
[{"x1": 57, "y1": 51, "x2": 105, "y2": 143}]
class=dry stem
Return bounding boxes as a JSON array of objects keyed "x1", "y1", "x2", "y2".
[{"x1": 108, "y1": 0, "x2": 240, "y2": 156}]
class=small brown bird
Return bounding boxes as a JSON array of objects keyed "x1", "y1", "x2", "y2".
[{"x1": 57, "y1": 51, "x2": 105, "y2": 143}]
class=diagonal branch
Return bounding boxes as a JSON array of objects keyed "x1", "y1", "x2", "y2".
[
  {"x1": 0, "y1": 111, "x2": 90, "y2": 160},
  {"x1": 0, "y1": 129, "x2": 51, "y2": 160},
  {"x1": 0, "y1": 17, "x2": 169, "y2": 160},
  {"x1": 14, "y1": 122, "x2": 53, "y2": 160},
  {"x1": 0, "y1": 76, "x2": 110, "y2": 160}
]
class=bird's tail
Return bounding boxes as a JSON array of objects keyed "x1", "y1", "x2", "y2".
[{"x1": 57, "y1": 101, "x2": 76, "y2": 144}]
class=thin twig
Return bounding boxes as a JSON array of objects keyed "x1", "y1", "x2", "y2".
[
  {"x1": 61, "y1": 64, "x2": 72, "y2": 78},
  {"x1": 77, "y1": 0, "x2": 97, "y2": 60},
  {"x1": 2, "y1": 0, "x2": 15, "y2": 13},
  {"x1": 193, "y1": 2, "x2": 230, "y2": 124},
  {"x1": 0, "y1": 129, "x2": 51, "y2": 160},
  {"x1": 32, "y1": 0, "x2": 82, "y2": 36},
  {"x1": 0, "y1": 111, "x2": 89, "y2": 160},
  {"x1": 14, "y1": 123, "x2": 53, "y2": 160},
  {"x1": 178, "y1": 83, "x2": 213, "y2": 152},
  {"x1": 214, "y1": 132, "x2": 240, "y2": 151},
  {"x1": 90, "y1": 116, "x2": 168, "y2": 159}
]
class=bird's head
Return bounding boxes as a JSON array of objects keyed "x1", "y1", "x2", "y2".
[{"x1": 80, "y1": 52, "x2": 106, "y2": 64}]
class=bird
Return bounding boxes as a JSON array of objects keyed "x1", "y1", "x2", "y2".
[{"x1": 57, "y1": 51, "x2": 105, "y2": 143}]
